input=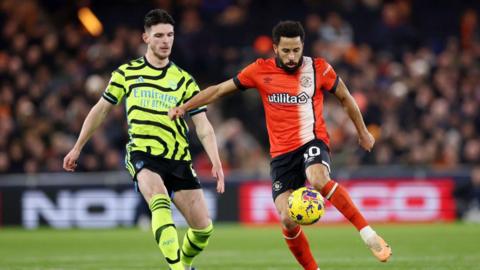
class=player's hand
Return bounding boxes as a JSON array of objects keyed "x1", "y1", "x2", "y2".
[
  {"x1": 168, "y1": 106, "x2": 186, "y2": 120},
  {"x1": 358, "y1": 131, "x2": 375, "y2": 152},
  {"x1": 212, "y1": 164, "x2": 225, "y2": 194},
  {"x1": 63, "y1": 148, "x2": 80, "y2": 172}
]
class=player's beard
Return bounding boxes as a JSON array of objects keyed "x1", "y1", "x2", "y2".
[
  {"x1": 276, "y1": 56, "x2": 303, "y2": 74},
  {"x1": 152, "y1": 45, "x2": 171, "y2": 61}
]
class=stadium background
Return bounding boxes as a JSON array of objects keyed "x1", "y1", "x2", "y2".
[{"x1": 0, "y1": 0, "x2": 479, "y2": 269}]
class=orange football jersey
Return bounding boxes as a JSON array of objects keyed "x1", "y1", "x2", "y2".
[{"x1": 233, "y1": 57, "x2": 338, "y2": 158}]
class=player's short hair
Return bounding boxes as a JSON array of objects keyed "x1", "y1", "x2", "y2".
[
  {"x1": 144, "y1": 9, "x2": 175, "y2": 30},
  {"x1": 272, "y1": 21, "x2": 305, "y2": 44}
]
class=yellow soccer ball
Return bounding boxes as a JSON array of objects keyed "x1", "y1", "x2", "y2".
[{"x1": 288, "y1": 187, "x2": 325, "y2": 225}]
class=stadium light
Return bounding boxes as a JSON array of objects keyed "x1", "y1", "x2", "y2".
[{"x1": 78, "y1": 7, "x2": 103, "y2": 37}]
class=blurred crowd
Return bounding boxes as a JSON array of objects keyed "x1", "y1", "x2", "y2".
[{"x1": 0, "y1": 0, "x2": 479, "y2": 177}]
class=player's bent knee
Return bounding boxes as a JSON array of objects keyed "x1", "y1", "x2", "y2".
[
  {"x1": 307, "y1": 165, "x2": 330, "y2": 191},
  {"x1": 280, "y1": 211, "x2": 297, "y2": 229},
  {"x1": 137, "y1": 170, "x2": 168, "y2": 202},
  {"x1": 310, "y1": 177, "x2": 329, "y2": 191}
]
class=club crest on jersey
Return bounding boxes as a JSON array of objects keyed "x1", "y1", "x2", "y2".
[
  {"x1": 300, "y1": 76, "x2": 312, "y2": 88},
  {"x1": 267, "y1": 92, "x2": 309, "y2": 105}
]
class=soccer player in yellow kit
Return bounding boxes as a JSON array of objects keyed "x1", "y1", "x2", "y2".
[{"x1": 64, "y1": 9, "x2": 224, "y2": 270}]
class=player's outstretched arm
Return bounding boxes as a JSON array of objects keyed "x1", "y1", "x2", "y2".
[
  {"x1": 191, "y1": 112, "x2": 225, "y2": 193},
  {"x1": 333, "y1": 78, "x2": 375, "y2": 152},
  {"x1": 63, "y1": 98, "x2": 114, "y2": 171},
  {"x1": 168, "y1": 79, "x2": 238, "y2": 120}
]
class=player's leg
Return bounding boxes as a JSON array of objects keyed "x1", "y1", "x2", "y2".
[
  {"x1": 137, "y1": 169, "x2": 183, "y2": 270},
  {"x1": 274, "y1": 191, "x2": 320, "y2": 270},
  {"x1": 173, "y1": 189, "x2": 212, "y2": 270},
  {"x1": 306, "y1": 164, "x2": 370, "y2": 230},
  {"x1": 303, "y1": 141, "x2": 392, "y2": 262}
]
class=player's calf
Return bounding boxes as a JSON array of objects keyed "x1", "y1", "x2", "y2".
[
  {"x1": 280, "y1": 208, "x2": 299, "y2": 230},
  {"x1": 282, "y1": 225, "x2": 319, "y2": 270}
]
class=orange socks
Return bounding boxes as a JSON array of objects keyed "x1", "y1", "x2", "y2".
[
  {"x1": 321, "y1": 180, "x2": 368, "y2": 231},
  {"x1": 282, "y1": 225, "x2": 318, "y2": 270}
]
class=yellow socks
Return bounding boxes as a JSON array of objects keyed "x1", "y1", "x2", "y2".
[
  {"x1": 181, "y1": 223, "x2": 214, "y2": 267},
  {"x1": 149, "y1": 194, "x2": 183, "y2": 270}
]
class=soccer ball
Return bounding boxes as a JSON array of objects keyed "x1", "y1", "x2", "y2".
[{"x1": 288, "y1": 187, "x2": 325, "y2": 225}]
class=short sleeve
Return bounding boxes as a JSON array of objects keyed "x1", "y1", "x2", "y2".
[
  {"x1": 315, "y1": 58, "x2": 339, "y2": 93},
  {"x1": 103, "y1": 69, "x2": 126, "y2": 105},
  {"x1": 233, "y1": 61, "x2": 259, "y2": 91},
  {"x1": 183, "y1": 74, "x2": 207, "y2": 116}
]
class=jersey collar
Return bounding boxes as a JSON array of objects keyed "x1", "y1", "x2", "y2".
[{"x1": 144, "y1": 56, "x2": 172, "y2": 71}]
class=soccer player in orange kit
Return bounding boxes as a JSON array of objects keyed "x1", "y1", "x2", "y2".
[{"x1": 169, "y1": 21, "x2": 392, "y2": 269}]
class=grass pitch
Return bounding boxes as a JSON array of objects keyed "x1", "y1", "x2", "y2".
[{"x1": 0, "y1": 223, "x2": 478, "y2": 270}]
